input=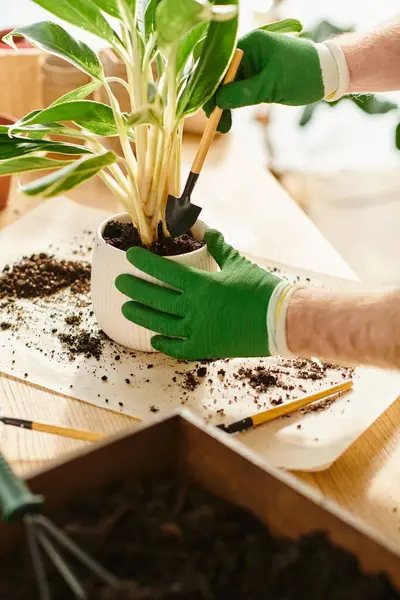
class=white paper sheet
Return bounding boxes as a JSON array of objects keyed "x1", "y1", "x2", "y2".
[{"x1": 1, "y1": 198, "x2": 399, "y2": 471}]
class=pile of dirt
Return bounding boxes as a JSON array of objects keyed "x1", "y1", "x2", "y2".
[
  {"x1": 58, "y1": 330, "x2": 107, "y2": 361},
  {"x1": 0, "y1": 478, "x2": 397, "y2": 600},
  {"x1": 0, "y1": 253, "x2": 91, "y2": 299}
]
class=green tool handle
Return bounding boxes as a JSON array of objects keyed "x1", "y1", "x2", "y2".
[{"x1": 0, "y1": 451, "x2": 44, "y2": 523}]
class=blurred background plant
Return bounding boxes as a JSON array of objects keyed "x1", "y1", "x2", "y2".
[
  {"x1": 299, "y1": 19, "x2": 399, "y2": 148},
  {"x1": 250, "y1": 0, "x2": 400, "y2": 287}
]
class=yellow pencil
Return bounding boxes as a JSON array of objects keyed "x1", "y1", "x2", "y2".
[
  {"x1": 0, "y1": 416, "x2": 106, "y2": 443},
  {"x1": 217, "y1": 379, "x2": 353, "y2": 434}
]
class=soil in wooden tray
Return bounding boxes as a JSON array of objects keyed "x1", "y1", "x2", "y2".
[
  {"x1": 103, "y1": 221, "x2": 204, "y2": 256},
  {"x1": 0, "y1": 478, "x2": 398, "y2": 600}
]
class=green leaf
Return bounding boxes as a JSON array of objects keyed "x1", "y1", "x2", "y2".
[
  {"x1": 193, "y1": 32, "x2": 207, "y2": 62},
  {"x1": 0, "y1": 135, "x2": 92, "y2": 159},
  {"x1": 92, "y1": 0, "x2": 121, "y2": 18},
  {"x1": 350, "y1": 94, "x2": 398, "y2": 115},
  {"x1": 299, "y1": 103, "x2": 318, "y2": 127},
  {"x1": 299, "y1": 93, "x2": 398, "y2": 128},
  {"x1": 0, "y1": 110, "x2": 43, "y2": 135},
  {"x1": 144, "y1": 0, "x2": 161, "y2": 40},
  {"x1": 177, "y1": 0, "x2": 238, "y2": 117},
  {"x1": 4, "y1": 22, "x2": 104, "y2": 80},
  {"x1": 148, "y1": 82, "x2": 157, "y2": 103},
  {"x1": 0, "y1": 156, "x2": 73, "y2": 177},
  {"x1": 50, "y1": 81, "x2": 102, "y2": 107},
  {"x1": 4, "y1": 123, "x2": 77, "y2": 138},
  {"x1": 396, "y1": 122, "x2": 400, "y2": 151},
  {"x1": 14, "y1": 101, "x2": 119, "y2": 137},
  {"x1": 156, "y1": 0, "x2": 237, "y2": 47},
  {"x1": 21, "y1": 151, "x2": 117, "y2": 197},
  {"x1": 30, "y1": 0, "x2": 123, "y2": 49},
  {"x1": 176, "y1": 22, "x2": 208, "y2": 78},
  {"x1": 93, "y1": 0, "x2": 137, "y2": 21},
  {"x1": 258, "y1": 18, "x2": 303, "y2": 35},
  {"x1": 126, "y1": 106, "x2": 163, "y2": 127},
  {"x1": 0, "y1": 113, "x2": 62, "y2": 139}
]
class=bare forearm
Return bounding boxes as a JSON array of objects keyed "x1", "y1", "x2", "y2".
[
  {"x1": 338, "y1": 18, "x2": 400, "y2": 93},
  {"x1": 287, "y1": 288, "x2": 400, "y2": 369}
]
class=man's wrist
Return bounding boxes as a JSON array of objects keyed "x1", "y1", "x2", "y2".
[
  {"x1": 316, "y1": 41, "x2": 350, "y2": 101},
  {"x1": 267, "y1": 282, "x2": 303, "y2": 357},
  {"x1": 286, "y1": 287, "x2": 313, "y2": 357}
]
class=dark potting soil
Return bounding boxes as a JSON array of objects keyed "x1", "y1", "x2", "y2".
[
  {"x1": 58, "y1": 330, "x2": 107, "y2": 361},
  {"x1": 237, "y1": 361, "x2": 355, "y2": 396},
  {"x1": 0, "y1": 478, "x2": 397, "y2": 600},
  {"x1": 103, "y1": 221, "x2": 204, "y2": 256},
  {"x1": 0, "y1": 253, "x2": 91, "y2": 300}
]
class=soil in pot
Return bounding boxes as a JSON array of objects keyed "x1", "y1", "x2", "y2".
[
  {"x1": 103, "y1": 220, "x2": 205, "y2": 256},
  {"x1": 0, "y1": 477, "x2": 398, "y2": 600}
]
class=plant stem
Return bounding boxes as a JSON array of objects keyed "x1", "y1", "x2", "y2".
[
  {"x1": 104, "y1": 81, "x2": 153, "y2": 244},
  {"x1": 151, "y1": 132, "x2": 175, "y2": 230},
  {"x1": 144, "y1": 48, "x2": 177, "y2": 227},
  {"x1": 175, "y1": 125, "x2": 183, "y2": 196},
  {"x1": 109, "y1": 162, "x2": 131, "y2": 195},
  {"x1": 142, "y1": 73, "x2": 168, "y2": 206},
  {"x1": 106, "y1": 77, "x2": 131, "y2": 93},
  {"x1": 122, "y1": 25, "x2": 148, "y2": 197},
  {"x1": 99, "y1": 171, "x2": 136, "y2": 221},
  {"x1": 145, "y1": 128, "x2": 165, "y2": 217},
  {"x1": 168, "y1": 131, "x2": 179, "y2": 196},
  {"x1": 104, "y1": 83, "x2": 137, "y2": 174},
  {"x1": 70, "y1": 130, "x2": 131, "y2": 194},
  {"x1": 142, "y1": 34, "x2": 157, "y2": 97},
  {"x1": 166, "y1": 48, "x2": 177, "y2": 134}
]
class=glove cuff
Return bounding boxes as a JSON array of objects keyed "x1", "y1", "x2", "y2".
[
  {"x1": 316, "y1": 40, "x2": 350, "y2": 102},
  {"x1": 267, "y1": 282, "x2": 304, "y2": 357}
]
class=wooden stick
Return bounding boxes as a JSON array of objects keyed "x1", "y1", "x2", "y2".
[
  {"x1": 191, "y1": 48, "x2": 243, "y2": 175},
  {"x1": 217, "y1": 379, "x2": 353, "y2": 435},
  {"x1": 0, "y1": 417, "x2": 107, "y2": 443}
]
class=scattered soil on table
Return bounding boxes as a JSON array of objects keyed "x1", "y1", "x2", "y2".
[
  {"x1": 181, "y1": 371, "x2": 201, "y2": 391},
  {"x1": 0, "y1": 478, "x2": 397, "y2": 600},
  {"x1": 65, "y1": 314, "x2": 82, "y2": 326},
  {"x1": 58, "y1": 330, "x2": 107, "y2": 361},
  {"x1": 0, "y1": 247, "x2": 356, "y2": 420},
  {"x1": 237, "y1": 366, "x2": 280, "y2": 393},
  {"x1": 0, "y1": 253, "x2": 91, "y2": 300},
  {"x1": 237, "y1": 360, "x2": 354, "y2": 396},
  {"x1": 103, "y1": 220, "x2": 204, "y2": 256}
]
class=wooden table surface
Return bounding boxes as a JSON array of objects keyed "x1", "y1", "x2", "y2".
[{"x1": 1, "y1": 109, "x2": 400, "y2": 550}]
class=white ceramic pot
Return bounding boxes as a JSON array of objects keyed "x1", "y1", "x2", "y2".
[{"x1": 91, "y1": 213, "x2": 218, "y2": 352}]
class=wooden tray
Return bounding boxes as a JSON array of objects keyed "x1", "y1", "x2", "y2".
[{"x1": 1, "y1": 410, "x2": 399, "y2": 590}]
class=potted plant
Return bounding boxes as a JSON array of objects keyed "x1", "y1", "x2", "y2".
[{"x1": 0, "y1": 0, "x2": 301, "y2": 352}]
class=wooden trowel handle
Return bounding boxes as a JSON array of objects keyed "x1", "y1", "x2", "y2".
[{"x1": 191, "y1": 48, "x2": 244, "y2": 176}]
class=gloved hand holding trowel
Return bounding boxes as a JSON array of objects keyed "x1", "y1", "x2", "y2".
[{"x1": 117, "y1": 17, "x2": 400, "y2": 371}]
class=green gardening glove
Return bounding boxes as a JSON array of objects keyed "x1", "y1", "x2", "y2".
[
  {"x1": 204, "y1": 29, "x2": 324, "y2": 133},
  {"x1": 115, "y1": 230, "x2": 285, "y2": 360}
]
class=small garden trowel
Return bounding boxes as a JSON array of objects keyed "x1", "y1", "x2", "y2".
[{"x1": 166, "y1": 48, "x2": 244, "y2": 238}]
